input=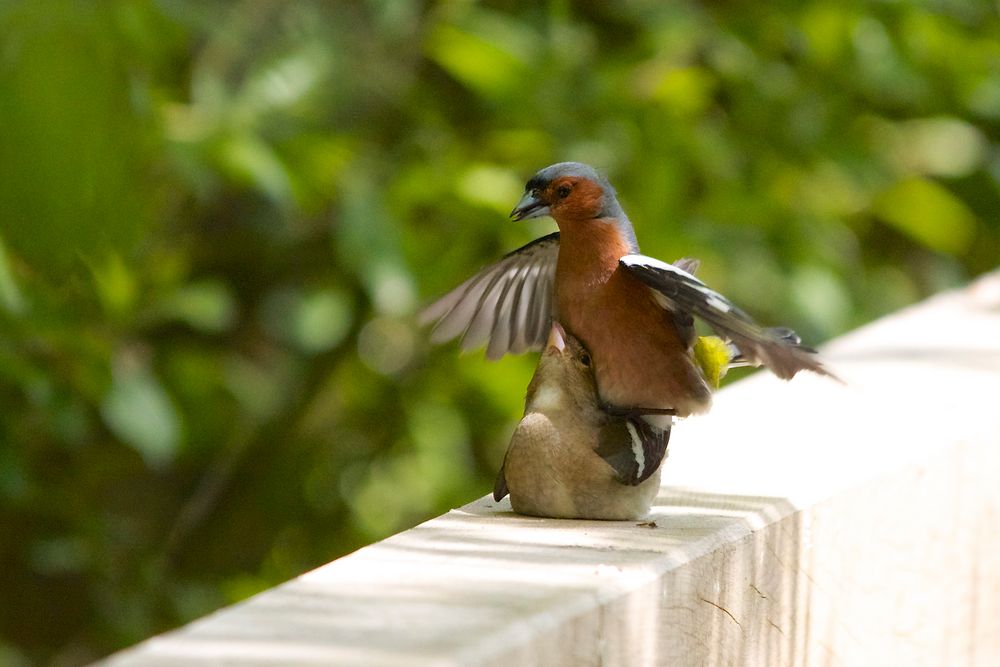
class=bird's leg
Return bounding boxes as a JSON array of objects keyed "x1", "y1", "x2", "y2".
[{"x1": 600, "y1": 401, "x2": 677, "y2": 419}]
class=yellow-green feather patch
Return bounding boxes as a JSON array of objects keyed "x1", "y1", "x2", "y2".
[{"x1": 694, "y1": 336, "x2": 732, "y2": 389}]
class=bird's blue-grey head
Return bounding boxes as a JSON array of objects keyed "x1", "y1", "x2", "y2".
[{"x1": 510, "y1": 162, "x2": 637, "y2": 250}]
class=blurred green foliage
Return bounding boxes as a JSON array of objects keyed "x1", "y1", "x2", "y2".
[{"x1": 0, "y1": 0, "x2": 998, "y2": 662}]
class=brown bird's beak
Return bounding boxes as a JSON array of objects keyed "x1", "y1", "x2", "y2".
[
  {"x1": 545, "y1": 321, "x2": 567, "y2": 353},
  {"x1": 510, "y1": 190, "x2": 550, "y2": 221}
]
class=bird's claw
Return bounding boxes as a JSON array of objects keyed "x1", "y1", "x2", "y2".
[{"x1": 600, "y1": 402, "x2": 677, "y2": 418}]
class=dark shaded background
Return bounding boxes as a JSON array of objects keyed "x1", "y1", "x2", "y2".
[{"x1": 1, "y1": 0, "x2": 998, "y2": 663}]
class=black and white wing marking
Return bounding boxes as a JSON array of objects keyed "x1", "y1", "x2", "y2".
[
  {"x1": 621, "y1": 254, "x2": 834, "y2": 380},
  {"x1": 596, "y1": 418, "x2": 671, "y2": 486},
  {"x1": 667, "y1": 257, "x2": 700, "y2": 347},
  {"x1": 420, "y1": 233, "x2": 560, "y2": 360}
]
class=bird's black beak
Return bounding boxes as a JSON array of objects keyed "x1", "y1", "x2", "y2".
[{"x1": 510, "y1": 190, "x2": 550, "y2": 221}]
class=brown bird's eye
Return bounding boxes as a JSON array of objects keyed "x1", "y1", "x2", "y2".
[
  {"x1": 556, "y1": 184, "x2": 571, "y2": 199},
  {"x1": 579, "y1": 352, "x2": 591, "y2": 367}
]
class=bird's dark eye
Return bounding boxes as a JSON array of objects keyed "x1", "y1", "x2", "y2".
[
  {"x1": 579, "y1": 352, "x2": 591, "y2": 367},
  {"x1": 556, "y1": 184, "x2": 572, "y2": 199}
]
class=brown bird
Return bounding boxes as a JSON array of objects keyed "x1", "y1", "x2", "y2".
[
  {"x1": 494, "y1": 322, "x2": 667, "y2": 520},
  {"x1": 422, "y1": 162, "x2": 833, "y2": 435}
]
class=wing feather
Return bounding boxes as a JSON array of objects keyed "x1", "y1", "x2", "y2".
[
  {"x1": 507, "y1": 262, "x2": 538, "y2": 354},
  {"x1": 426, "y1": 271, "x2": 495, "y2": 344},
  {"x1": 486, "y1": 260, "x2": 530, "y2": 359},
  {"x1": 621, "y1": 254, "x2": 836, "y2": 380},
  {"x1": 421, "y1": 232, "x2": 559, "y2": 359}
]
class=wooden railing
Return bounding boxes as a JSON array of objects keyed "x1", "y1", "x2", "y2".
[{"x1": 102, "y1": 271, "x2": 1000, "y2": 666}]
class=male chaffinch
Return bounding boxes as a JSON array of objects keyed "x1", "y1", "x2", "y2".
[
  {"x1": 494, "y1": 322, "x2": 666, "y2": 520},
  {"x1": 422, "y1": 162, "x2": 834, "y2": 433}
]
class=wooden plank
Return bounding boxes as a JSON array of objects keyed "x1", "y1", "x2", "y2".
[{"x1": 102, "y1": 271, "x2": 1000, "y2": 666}]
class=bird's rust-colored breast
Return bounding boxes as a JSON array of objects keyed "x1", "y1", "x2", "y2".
[{"x1": 555, "y1": 218, "x2": 711, "y2": 417}]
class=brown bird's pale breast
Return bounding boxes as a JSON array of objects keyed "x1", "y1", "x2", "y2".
[{"x1": 555, "y1": 218, "x2": 712, "y2": 417}]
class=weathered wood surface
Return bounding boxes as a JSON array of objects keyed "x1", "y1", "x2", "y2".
[{"x1": 102, "y1": 271, "x2": 1000, "y2": 666}]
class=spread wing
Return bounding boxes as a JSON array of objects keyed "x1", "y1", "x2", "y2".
[
  {"x1": 620, "y1": 254, "x2": 835, "y2": 380},
  {"x1": 420, "y1": 232, "x2": 559, "y2": 360}
]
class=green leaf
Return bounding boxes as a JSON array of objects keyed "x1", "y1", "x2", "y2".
[
  {"x1": 89, "y1": 253, "x2": 138, "y2": 319},
  {"x1": 649, "y1": 66, "x2": 717, "y2": 116},
  {"x1": 455, "y1": 164, "x2": 523, "y2": 214},
  {"x1": 156, "y1": 280, "x2": 238, "y2": 333},
  {"x1": 871, "y1": 178, "x2": 976, "y2": 255},
  {"x1": 0, "y1": 234, "x2": 25, "y2": 315},
  {"x1": 260, "y1": 287, "x2": 353, "y2": 354},
  {"x1": 425, "y1": 23, "x2": 529, "y2": 97},
  {"x1": 294, "y1": 289, "x2": 353, "y2": 352},
  {"x1": 101, "y1": 364, "x2": 182, "y2": 468},
  {"x1": 216, "y1": 132, "x2": 294, "y2": 205}
]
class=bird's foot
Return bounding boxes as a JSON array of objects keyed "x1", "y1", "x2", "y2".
[{"x1": 600, "y1": 402, "x2": 677, "y2": 418}]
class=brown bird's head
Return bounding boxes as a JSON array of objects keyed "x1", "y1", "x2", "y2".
[
  {"x1": 510, "y1": 162, "x2": 637, "y2": 250},
  {"x1": 524, "y1": 321, "x2": 603, "y2": 420}
]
